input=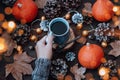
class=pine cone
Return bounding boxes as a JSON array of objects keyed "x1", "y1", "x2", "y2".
[
  {"x1": 60, "y1": 0, "x2": 81, "y2": 11},
  {"x1": 43, "y1": 0, "x2": 62, "y2": 19},
  {"x1": 12, "y1": 24, "x2": 31, "y2": 45},
  {"x1": 1, "y1": 0, "x2": 16, "y2": 6},
  {"x1": 101, "y1": 60, "x2": 118, "y2": 77}
]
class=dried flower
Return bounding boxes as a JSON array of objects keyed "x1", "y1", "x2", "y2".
[
  {"x1": 40, "y1": 20, "x2": 49, "y2": 31},
  {"x1": 65, "y1": 52, "x2": 75, "y2": 61},
  {"x1": 70, "y1": 64, "x2": 86, "y2": 80},
  {"x1": 72, "y1": 13, "x2": 83, "y2": 24}
]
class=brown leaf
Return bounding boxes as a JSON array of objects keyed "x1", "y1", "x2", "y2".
[
  {"x1": 2, "y1": 32, "x2": 17, "y2": 56},
  {"x1": 35, "y1": 0, "x2": 47, "y2": 9},
  {"x1": 108, "y1": 40, "x2": 120, "y2": 57},
  {"x1": 5, "y1": 63, "x2": 14, "y2": 77},
  {"x1": 76, "y1": 36, "x2": 87, "y2": 44},
  {"x1": 82, "y1": 2, "x2": 92, "y2": 17},
  {"x1": 70, "y1": 64, "x2": 86, "y2": 80},
  {"x1": 5, "y1": 52, "x2": 34, "y2": 80},
  {"x1": 65, "y1": 75, "x2": 73, "y2": 80},
  {"x1": 12, "y1": 70, "x2": 22, "y2": 80},
  {"x1": 14, "y1": 52, "x2": 35, "y2": 63},
  {"x1": 57, "y1": 73, "x2": 64, "y2": 80},
  {"x1": 85, "y1": 73, "x2": 94, "y2": 80}
]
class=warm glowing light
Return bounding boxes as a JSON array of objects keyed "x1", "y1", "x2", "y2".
[
  {"x1": 2, "y1": 21, "x2": 8, "y2": 29},
  {"x1": 41, "y1": 16, "x2": 46, "y2": 21},
  {"x1": 36, "y1": 28, "x2": 42, "y2": 34},
  {"x1": 101, "y1": 57, "x2": 107, "y2": 63},
  {"x1": 113, "y1": 6, "x2": 119, "y2": 12},
  {"x1": 0, "y1": 37, "x2": 7, "y2": 54},
  {"x1": 113, "y1": 6, "x2": 120, "y2": 15},
  {"x1": 30, "y1": 35, "x2": 38, "y2": 41},
  {"x1": 0, "y1": 43, "x2": 5, "y2": 50},
  {"x1": 99, "y1": 67, "x2": 106, "y2": 76},
  {"x1": 99, "y1": 67, "x2": 110, "y2": 76},
  {"x1": 82, "y1": 30, "x2": 89, "y2": 37},
  {"x1": 77, "y1": 23, "x2": 83, "y2": 30},
  {"x1": 114, "y1": 0, "x2": 119, "y2": 2},
  {"x1": 0, "y1": 13, "x2": 5, "y2": 21},
  {"x1": 4, "y1": 7, "x2": 12, "y2": 15},
  {"x1": 8, "y1": 21, "x2": 16, "y2": 28},
  {"x1": 65, "y1": 13, "x2": 71, "y2": 20},
  {"x1": 18, "y1": 29, "x2": 24, "y2": 36},
  {"x1": 7, "y1": 21, "x2": 16, "y2": 33}
]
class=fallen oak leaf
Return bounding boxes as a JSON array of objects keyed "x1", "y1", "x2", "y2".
[
  {"x1": 82, "y1": 2, "x2": 92, "y2": 17},
  {"x1": 57, "y1": 73, "x2": 64, "y2": 80},
  {"x1": 2, "y1": 32, "x2": 17, "y2": 56},
  {"x1": 35, "y1": 0, "x2": 47, "y2": 9},
  {"x1": 14, "y1": 52, "x2": 35, "y2": 63},
  {"x1": 76, "y1": 36, "x2": 87, "y2": 44},
  {"x1": 5, "y1": 63, "x2": 14, "y2": 77},
  {"x1": 108, "y1": 40, "x2": 120, "y2": 57},
  {"x1": 5, "y1": 52, "x2": 35, "y2": 80},
  {"x1": 70, "y1": 64, "x2": 86, "y2": 80},
  {"x1": 65, "y1": 75, "x2": 73, "y2": 80},
  {"x1": 85, "y1": 73, "x2": 95, "y2": 80}
]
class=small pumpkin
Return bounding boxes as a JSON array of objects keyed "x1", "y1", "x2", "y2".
[
  {"x1": 92, "y1": 0, "x2": 114, "y2": 22},
  {"x1": 78, "y1": 43, "x2": 104, "y2": 69},
  {"x1": 12, "y1": 0, "x2": 38, "y2": 23}
]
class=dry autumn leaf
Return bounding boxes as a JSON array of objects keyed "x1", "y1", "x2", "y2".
[
  {"x1": 2, "y1": 32, "x2": 17, "y2": 56},
  {"x1": 108, "y1": 40, "x2": 120, "y2": 57},
  {"x1": 14, "y1": 52, "x2": 35, "y2": 63},
  {"x1": 65, "y1": 75, "x2": 73, "y2": 80},
  {"x1": 5, "y1": 52, "x2": 35, "y2": 80},
  {"x1": 70, "y1": 64, "x2": 86, "y2": 80},
  {"x1": 82, "y1": 2, "x2": 92, "y2": 17},
  {"x1": 76, "y1": 36, "x2": 87, "y2": 44},
  {"x1": 85, "y1": 73, "x2": 94, "y2": 80},
  {"x1": 57, "y1": 73, "x2": 64, "y2": 80},
  {"x1": 35, "y1": 0, "x2": 47, "y2": 9}
]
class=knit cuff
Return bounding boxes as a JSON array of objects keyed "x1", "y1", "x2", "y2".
[{"x1": 32, "y1": 58, "x2": 51, "y2": 80}]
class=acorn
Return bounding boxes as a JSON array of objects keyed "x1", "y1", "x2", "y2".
[
  {"x1": 82, "y1": 30, "x2": 89, "y2": 37},
  {"x1": 76, "y1": 23, "x2": 83, "y2": 30},
  {"x1": 65, "y1": 13, "x2": 71, "y2": 20},
  {"x1": 16, "y1": 45, "x2": 23, "y2": 54}
]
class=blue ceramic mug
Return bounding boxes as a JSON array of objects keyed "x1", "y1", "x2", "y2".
[{"x1": 49, "y1": 18, "x2": 70, "y2": 45}]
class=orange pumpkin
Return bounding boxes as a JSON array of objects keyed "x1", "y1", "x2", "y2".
[
  {"x1": 12, "y1": 0, "x2": 38, "y2": 23},
  {"x1": 92, "y1": 0, "x2": 114, "y2": 22},
  {"x1": 78, "y1": 43, "x2": 104, "y2": 69}
]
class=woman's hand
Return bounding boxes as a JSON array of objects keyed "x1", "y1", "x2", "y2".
[{"x1": 35, "y1": 34, "x2": 53, "y2": 60}]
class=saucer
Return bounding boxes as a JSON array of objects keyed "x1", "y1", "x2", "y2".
[{"x1": 53, "y1": 28, "x2": 75, "y2": 50}]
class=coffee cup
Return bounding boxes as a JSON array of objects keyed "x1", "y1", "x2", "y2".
[{"x1": 49, "y1": 18, "x2": 70, "y2": 45}]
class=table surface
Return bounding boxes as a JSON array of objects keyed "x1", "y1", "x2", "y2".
[{"x1": 0, "y1": 0, "x2": 120, "y2": 80}]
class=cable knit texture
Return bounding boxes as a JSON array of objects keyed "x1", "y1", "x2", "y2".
[{"x1": 32, "y1": 58, "x2": 51, "y2": 80}]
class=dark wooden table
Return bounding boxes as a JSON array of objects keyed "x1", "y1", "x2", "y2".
[{"x1": 0, "y1": 0, "x2": 120, "y2": 80}]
